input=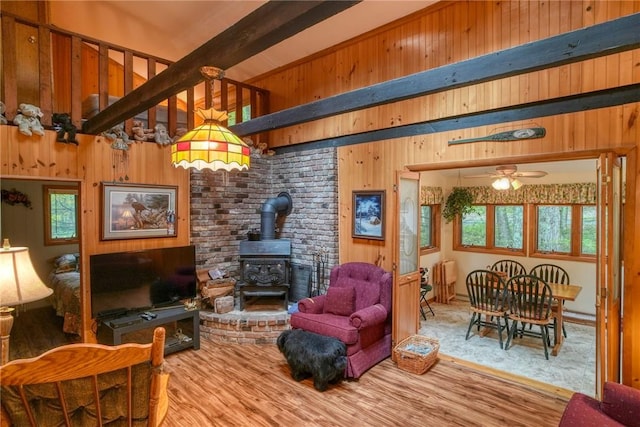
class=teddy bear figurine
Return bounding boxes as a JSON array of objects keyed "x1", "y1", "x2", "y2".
[
  {"x1": 52, "y1": 112, "x2": 78, "y2": 145},
  {"x1": 153, "y1": 123, "x2": 172, "y2": 146},
  {"x1": 13, "y1": 103, "x2": 45, "y2": 137},
  {"x1": 132, "y1": 120, "x2": 153, "y2": 142},
  {"x1": 101, "y1": 124, "x2": 131, "y2": 151},
  {"x1": 0, "y1": 101, "x2": 7, "y2": 125}
]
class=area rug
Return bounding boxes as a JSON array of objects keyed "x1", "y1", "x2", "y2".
[{"x1": 419, "y1": 299, "x2": 596, "y2": 396}]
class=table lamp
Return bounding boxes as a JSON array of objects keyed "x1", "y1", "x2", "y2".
[{"x1": 0, "y1": 244, "x2": 53, "y2": 364}]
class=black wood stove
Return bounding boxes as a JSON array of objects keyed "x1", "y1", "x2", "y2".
[
  {"x1": 237, "y1": 239, "x2": 291, "y2": 310},
  {"x1": 236, "y1": 192, "x2": 293, "y2": 310}
]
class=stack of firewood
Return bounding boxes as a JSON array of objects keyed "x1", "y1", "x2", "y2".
[{"x1": 196, "y1": 269, "x2": 236, "y2": 312}]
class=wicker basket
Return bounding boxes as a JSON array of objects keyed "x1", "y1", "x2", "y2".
[{"x1": 393, "y1": 335, "x2": 440, "y2": 374}]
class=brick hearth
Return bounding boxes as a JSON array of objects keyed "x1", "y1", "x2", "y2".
[{"x1": 199, "y1": 309, "x2": 290, "y2": 344}]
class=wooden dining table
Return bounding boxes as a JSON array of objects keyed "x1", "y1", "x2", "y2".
[
  {"x1": 546, "y1": 282, "x2": 582, "y2": 356},
  {"x1": 485, "y1": 271, "x2": 583, "y2": 356}
]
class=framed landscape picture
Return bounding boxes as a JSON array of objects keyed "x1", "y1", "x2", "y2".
[
  {"x1": 352, "y1": 190, "x2": 385, "y2": 240},
  {"x1": 101, "y1": 183, "x2": 177, "y2": 240}
]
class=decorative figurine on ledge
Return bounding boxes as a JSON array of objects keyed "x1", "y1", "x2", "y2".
[
  {"x1": 0, "y1": 101, "x2": 7, "y2": 125},
  {"x1": 102, "y1": 124, "x2": 131, "y2": 150},
  {"x1": 153, "y1": 123, "x2": 172, "y2": 146},
  {"x1": 52, "y1": 113, "x2": 78, "y2": 145},
  {"x1": 132, "y1": 120, "x2": 154, "y2": 142},
  {"x1": 13, "y1": 103, "x2": 45, "y2": 137}
]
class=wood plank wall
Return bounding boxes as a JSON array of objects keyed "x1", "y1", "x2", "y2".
[
  {"x1": 247, "y1": 1, "x2": 640, "y2": 387},
  {"x1": 0, "y1": 126, "x2": 191, "y2": 342}
]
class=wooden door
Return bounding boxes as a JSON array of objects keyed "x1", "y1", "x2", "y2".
[
  {"x1": 392, "y1": 171, "x2": 421, "y2": 353},
  {"x1": 596, "y1": 152, "x2": 622, "y2": 395}
]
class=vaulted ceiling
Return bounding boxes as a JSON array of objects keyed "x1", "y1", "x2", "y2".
[{"x1": 49, "y1": 0, "x2": 437, "y2": 82}]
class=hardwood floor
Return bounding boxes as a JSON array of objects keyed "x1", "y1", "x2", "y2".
[
  {"x1": 8, "y1": 306, "x2": 79, "y2": 361},
  {"x1": 162, "y1": 339, "x2": 569, "y2": 426},
  {"x1": 8, "y1": 309, "x2": 570, "y2": 426}
]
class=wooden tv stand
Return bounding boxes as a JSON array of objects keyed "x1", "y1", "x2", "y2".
[{"x1": 97, "y1": 306, "x2": 200, "y2": 355}]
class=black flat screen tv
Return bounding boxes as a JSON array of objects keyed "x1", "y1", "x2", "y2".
[{"x1": 90, "y1": 245, "x2": 197, "y2": 318}]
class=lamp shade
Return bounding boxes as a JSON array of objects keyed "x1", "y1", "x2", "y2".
[
  {"x1": 171, "y1": 108, "x2": 250, "y2": 172},
  {"x1": 0, "y1": 247, "x2": 52, "y2": 306},
  {"x1": 492, "y1": 177, "x2": 524, "y2": 190},
  {"x1": 492, "y1": 177, "x2": 511, "y2": 190}
]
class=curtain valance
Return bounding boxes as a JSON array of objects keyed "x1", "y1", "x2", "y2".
[
  {"x1": 421, "y1": 186, "x2": 444, "y2": 205},
  {"x1": 449, "y1": 183, "x2": 597, "y2": 204}
]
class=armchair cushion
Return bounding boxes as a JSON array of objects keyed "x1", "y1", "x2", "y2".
[
  {"x1": 601, "y1": 382, "x2": 640, "y2": 426},
  {"x1": 350, "y1": 304, "x2": 387, "y2": 329},
  {"x1": 559, "y1": 382, "x2": 640, "y2": 427},
  {"x1": 324, "y1": 286, "x2": 355, "y2": 316},
  {"x1": 298, "y1": 295, "x2": 325, "y2": 314},
  {"x1": 290, "y1": 313, "x2": 359, "y2": 345}
]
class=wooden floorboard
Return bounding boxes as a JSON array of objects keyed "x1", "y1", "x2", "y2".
[
  {"x1": 7, "y1": 308, "x2": 570, "y2": 426},
  {"x1": 162, "y1": 339, "x2": 569, "y2": 426}
]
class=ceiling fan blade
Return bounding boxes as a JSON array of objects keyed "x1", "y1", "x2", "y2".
[
  {"x1": 463, "y1": 173, "x2": 497, "y2": 178},
  {"x1": 513, "y1": 171, "x2": 548, "y2": 178}
]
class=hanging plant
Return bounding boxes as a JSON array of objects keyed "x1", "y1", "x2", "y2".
[
  {"x1": 1, "y1": 188, "x2": 33, "y2": 209},
  {"x1": 442, "y1": 187, "x2": 473, "y2": 223}
]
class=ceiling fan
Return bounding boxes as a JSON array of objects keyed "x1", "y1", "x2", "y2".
[{"x1": 464, "y1": 165, "x2": 547, "y2": 190}]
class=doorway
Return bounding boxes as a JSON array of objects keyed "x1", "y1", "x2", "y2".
[
  {"x1": 411, "y1": 157, "x2": 624, "y2": 396},
  {"x1": 1, "y1": 178, "x2": 82, "y2": 359}
]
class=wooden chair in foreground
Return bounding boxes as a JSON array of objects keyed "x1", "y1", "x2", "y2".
[
  {"x1": 529, "y1": 263, "x2": 570, "y2": 338},
  {"x1": 465, "y1": 270, "x2": 510, "y2": 349},
  {"x1": 1, "y1": 327, "x2": 169, "y2": 426},
  {"x1": 505, "y1": 275, "x2": 555, "y2": 360}
]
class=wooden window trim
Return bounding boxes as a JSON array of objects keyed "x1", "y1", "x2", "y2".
[
  {"x1": 528, "y1": 203, "x2": 596, "y2": 263},
  {"x1": 453, "y1": 204, "x2": 526, "y2": 257},
  {"x1": 43, "y1": 185, "x2": 79, "y2": 246},
  {"x1": 420, "y1": 204, "x2": 441, "y2": 255}
]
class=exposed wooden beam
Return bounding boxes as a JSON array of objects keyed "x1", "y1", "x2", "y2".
[
  {"x1": 233, "y1": 12, "x2": 640, "y2": 137},
  {"x1": 82, "y1": 0, "x2": 361, "y2": 134},
  {"x1": 274, "y1": 84, "x2": 640, "y2": 154}
]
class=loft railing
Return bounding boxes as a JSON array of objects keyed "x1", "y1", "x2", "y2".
[{"x1": 0, "y1": 12, "x2": 269, "y2": 140}]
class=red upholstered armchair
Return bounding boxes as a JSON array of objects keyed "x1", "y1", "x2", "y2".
[
  {"x1": 559, "y1": 382, "x2": 640, "y2": 427},
  {"x1": 290, "y1": 262, "x2": 392, "y2": 379}
]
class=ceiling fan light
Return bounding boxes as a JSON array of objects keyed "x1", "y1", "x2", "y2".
[
  {"x1": 492, "y1": 177, "x2": 511, "y2": 190},
  {"x1": 511, "y1": 178, "x2": 523, "y2": 190}
]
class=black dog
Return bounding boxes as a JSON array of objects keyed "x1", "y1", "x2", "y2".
[{"x1": 277, "y1": 329, "x2": 347, "y2": 391}]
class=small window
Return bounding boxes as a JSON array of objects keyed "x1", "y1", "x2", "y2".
[
  {"x1": 461, "y1": 206, "x2": 487, "y2": 247},
  {"x1": 494, "y1": 205, "x2": 524, "y2": 250},
  {"x1": 420, "y1": 204, "x2": 441, "y2": 253},
  {"x1": 536, "y1": 205, "x2": 571, "y2": 253},
  {"x1": 581, "y1": 206, "x2": 597, "y2": 255},
  {"x1": 44, "y1": 185, "x2": 79, "y2": 245},
  {"x1": 531, "y1": 204, "x2": 595, "y2": 260},
  {"x1": 455, "y1": 204, "x2": 526, "y2": 256}
]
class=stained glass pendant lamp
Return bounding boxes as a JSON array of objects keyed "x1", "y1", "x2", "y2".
[
  {"x1": 171, "y1": 66, "x2": 250, "y2": 172},
  {"x1": 171, "y1": 107, "x2": 250, "y2": 171}
]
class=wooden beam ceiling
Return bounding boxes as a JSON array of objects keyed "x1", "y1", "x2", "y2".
[
  {"x1": 273, "y1": 83, "x2": 640, "y2": 154},
  {"x1": 81, "y1": 0, "x2": 361, "y2": 134},
  {"x1": 231, "y1": 12, "x2": 640, "y2": 137}
]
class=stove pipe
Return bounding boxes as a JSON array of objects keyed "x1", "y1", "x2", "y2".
[{"x1": 260, "y1": 192, "x2": 292, "y2": 240}]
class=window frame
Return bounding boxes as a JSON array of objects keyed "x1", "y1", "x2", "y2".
[
  {"x1": 529, "y1": 203, "x2": 596, "y2": 262},
  {"x1": 420, "y1": 204, "x2": 441, "y2": 255},
  {"x1": 43, "y1": 185, "x2": 79, "y2": 246},
  {"x1": 453, "y1": 203, "x2": 527, "y2": 257}
]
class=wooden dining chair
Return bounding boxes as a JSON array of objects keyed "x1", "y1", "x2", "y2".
[
  {"x1": 529, "y1": 263, "x2": 570, "y2": 338},
  {"x1": 1, "y1": 327, "x2": 169, "y2": 426},
  {"x1": 465, "y1": 270, "x2": 510, "y2": 349},
  {"x1": 504, "y1": 274, "x2": 555, "y2": 360},
  {"x1": 491, "y1": 259, "x2": 527, "y2": 277}
]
